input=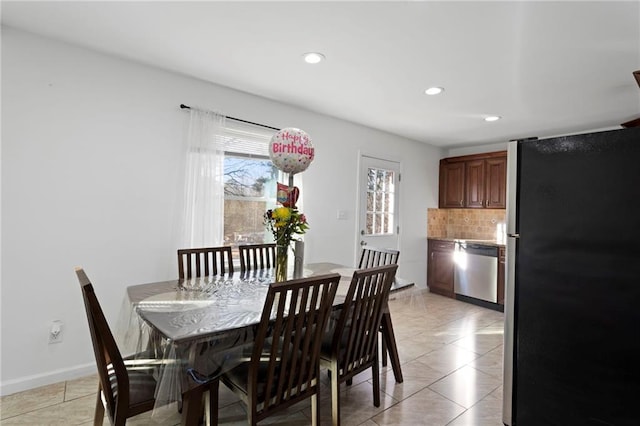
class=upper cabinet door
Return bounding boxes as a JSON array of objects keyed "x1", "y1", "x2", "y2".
[
  {"x1": 465, "y1": 159, "x2": 485, "y2": 208},
  {"x1": 438, "y1": 151, "x2": 507, "y2": 209},
  {"x1": 439, "y1": 161, "x2": 465, "y2": 208},
  {"x1": 485, "y1": 156, "x2": 507, "y2": 208}
]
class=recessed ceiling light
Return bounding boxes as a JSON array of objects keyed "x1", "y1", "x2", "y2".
[
  {"x1": 303, "y1": 52, "x2": 325, "y2": 64},
  {"x1": 484, "y1": 115, "x2": 501, "y2": 122},
  {"x1": 425, "y1": 87, "x2": 444, "y2": 95}
]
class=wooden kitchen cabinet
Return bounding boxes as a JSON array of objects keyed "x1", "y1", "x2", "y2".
[
  {"x1": 427, "y1": 239, "x2": 455, "y2": 297},
  {"x1": 497, "y1": 246, "x2": 506, "y2": 305},
  {"x1": 439, "y1": 161, "x2": 465, "y2": 208},
  {"x1": 465, "y1": 159, "x2": 485, "y2": 208},
  {"x1": 485, "y1": 156, "x2": 507, "y2": 209},
  {"x1": 438, "y1": 151, "x2": 507, "y2": 209}
]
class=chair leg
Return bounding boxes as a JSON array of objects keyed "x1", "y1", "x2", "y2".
[
  {"x1": 331, "y1": 365, "x2": 340, "y2": 426},
  {"x1": 206, "y1": 381, "x2": 219, "y2": 426},
  {"x1": 311, "y1": 393, "x2": 319, "y2": 426},
  {"x1": 94, "y1": 388, "x2": 105, "y2": 426},
  {"x1": 181, "y1": 386, "x2": 204, "y2": 426},
  {"x1": 372, "y1": 343, "x2": 381, "y2": 407},
  {"x1": 380, "y1": 328, "x2": 388, "y2": 367},
  {"x1": 380, "y1": 312, "x2": 403, "y2": 383}
]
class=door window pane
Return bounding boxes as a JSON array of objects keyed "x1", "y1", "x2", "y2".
[{"x1": 364, "y1": 167, "x2": 395, "y2": 235}]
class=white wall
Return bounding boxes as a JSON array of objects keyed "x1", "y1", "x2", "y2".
[
  {"x1": 447, "y1": 141, "x2": 508, "y2": 157},
  {"x1": 0, "y1": 27, "x2": 442, "y2": 395}
]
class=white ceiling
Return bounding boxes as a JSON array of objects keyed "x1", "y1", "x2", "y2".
[{"x1": 2, "y1": 1, "x2": 639, "y2": 148}]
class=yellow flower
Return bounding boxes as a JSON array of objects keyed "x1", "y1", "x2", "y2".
[
  {"x1": 272, "y1": 207, "x2": 291, "y2": 221},
  {"x1": 264, "y1": 205, "x2": 309, "y2": 244}
]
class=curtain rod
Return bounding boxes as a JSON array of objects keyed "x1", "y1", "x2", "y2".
[{"x1": 179, "y1": 104, "x2": 280, "y2": 131}]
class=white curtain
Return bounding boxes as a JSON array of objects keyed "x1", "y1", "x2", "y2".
[{"x1": 179, "y1": 109, "x2": 226, "y2": 248}]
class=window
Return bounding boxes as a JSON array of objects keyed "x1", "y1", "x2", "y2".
[
  {"x1": 220, "y1": 120, "x2": 278, "y2": 252},
  {"x1": 365, "y1": 167, "x2": 396, "y2": 235}
]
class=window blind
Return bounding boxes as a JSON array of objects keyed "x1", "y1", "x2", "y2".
[{"x1": 221, "y1": 119, "x2": 275, "y2": 157}]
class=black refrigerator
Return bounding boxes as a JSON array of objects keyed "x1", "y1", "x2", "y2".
[{"x1": 503, "y1": 128, "x2": 640, "y2": 426}]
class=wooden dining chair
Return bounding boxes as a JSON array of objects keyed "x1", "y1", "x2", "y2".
[
  {"x1": 77, "y1": 267, "x2": 216, "y2": 426},
  {"x1": 358, "y1": 246, "x2": 400, "y2": 269},
  {"x1": 203, "y1": 273, "x2": 340, "y2": 426},
  {"x1": 76, "y1": 267, "x2": 159, "y2": 425},
  {"x1": 177, "y1": 246, "x2": 234, "y2": 279},
  {"x1": 238, "y1": 243, "x2": 276, "y2": 273},
  {"x1": 358, "y1": 247, "x2": 402, "y2": 376},
  {"x1": 320, "y1": 264, "x2": 398, "y2": 426}
]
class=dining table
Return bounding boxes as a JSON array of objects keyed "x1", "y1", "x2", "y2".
[{"x1": 117, "y1": 262, "x2": 414, "y2": 423}]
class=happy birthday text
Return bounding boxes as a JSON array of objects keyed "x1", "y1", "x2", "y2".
[{"x1": 272, "y1": 141, "x2": 315, "y2": 157}]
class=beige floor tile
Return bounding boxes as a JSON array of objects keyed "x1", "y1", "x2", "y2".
[
  {"x1": 218, "y1": 384, "x2": 242, "y2": 408},
  {"x1": 468, "y1": 346, "x2": 504, "y2": 379},
  {"x1": 0, "y1": 382, "x2": 65, "y2": 420},
  {"x1": 485, "y1": 385, "x2": 503, "y2": 401},
  {"x1": 122, "y1": 409, "x2": 182, "y2": 426},
  {"x1": 428, "y1": 365, "x2": 502, "y2": 409},
  {"x1": 395, "y1": 338, "x2": 445, "y2": 364},
  {"x1": 446, "y1": 396, "x2": 504, "y2": 426},
  {"x1": 260, "y1": 409, "x2": 314, "y2": 426},
  {"x1": 371, "y1": 387, "x2": 465, "y2": 425},
  {"x1": 309, "y1": 380, "x2": 398, "y2": 426},
  {"x1": 217, "y1": 389, "x2": 318, "y2": 425},
  {"x1": 414, "y1": 344, "x2": 479, "y2": 375},
  {"x1": 383, "y1": 360, "x2": 439, "y2": 384},
  {"x1": 451, "y1": 332, "x2": 504, "y2": 355},
  {"x1": 64, "y1": 374, "x2": 99, "y2": 402},
  {"x1": 404, "y1": 329, "x2": 454, "y2": 347},
  {"x1": 480, "y1": 320, "x2": 506, "y2": 334},
  {"x1": 378, "y1": 376, "x2": 434, "y2": 403},
  {"x1": 78, "y1": 410, "x2": 182, "y2": 426},
  {"x1": 215, "y1": 401, "x2": 248, "y2": 425},
  {"x1": 440, "y1": 314, "x2": 498, "y2": 334},
  {"x1": 393, "y1": 323, "x2": 432, "y2": 340},
  {"x1": 1, "y1": 393, "x2": 95, "y2": 425}
]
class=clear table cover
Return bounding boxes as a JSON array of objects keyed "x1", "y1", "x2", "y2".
[{"x1": 115, "y1": 263, "x2": 417, "y2": 421}]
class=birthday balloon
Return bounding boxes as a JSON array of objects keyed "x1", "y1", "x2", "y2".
[{"x1": 269, "y1": 128, "x2": 315, "y2": 174}]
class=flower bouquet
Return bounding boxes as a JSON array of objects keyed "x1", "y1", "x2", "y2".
[{"x1": 264, "y1": 206, "x2": 309, "y2": 281}]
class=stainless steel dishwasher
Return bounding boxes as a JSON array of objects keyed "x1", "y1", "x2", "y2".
[{"x1": 454, "y1": 241, "x2": 498, "y2": 303}]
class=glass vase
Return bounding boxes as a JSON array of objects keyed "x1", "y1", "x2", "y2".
[{"x1": 275, "y1": 244, "x2": 289, "y2": 282}]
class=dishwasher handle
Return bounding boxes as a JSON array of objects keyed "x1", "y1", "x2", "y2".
[{"x1": 460, "y1": 243, "x2": 499, "y2": 257}]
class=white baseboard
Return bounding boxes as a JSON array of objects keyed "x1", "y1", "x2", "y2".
[{"x1": 0, "y1": 363, "x2": 97, "y2": 397}]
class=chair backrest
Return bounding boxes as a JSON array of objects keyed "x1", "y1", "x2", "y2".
[
  {"x1": 238, "y1": 243, "x2": 276, "y2": 273},
  {"x1": 358, "y1": 247, "x2": 400, "y2": 269},
  {"x1": 330, "y1": 264, "x2": 398, "y2": 377},
  {"x1": 177, "y1": 246, "x2": 234, "y2": 279},
  {"x1": 75, "y1": 267, "x2": 127, "y2": 421},
  {"x1": 249, "y1": 273, "x2": 340, "y2": 421}
]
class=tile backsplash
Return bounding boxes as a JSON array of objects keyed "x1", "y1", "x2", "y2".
[{"x1": 428, "y1": 208, "x2": 506, "y2": 241}]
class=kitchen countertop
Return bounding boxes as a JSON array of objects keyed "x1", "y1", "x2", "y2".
[{"x1": 428, "y1": 237, "x2": 505, "y2": 248}]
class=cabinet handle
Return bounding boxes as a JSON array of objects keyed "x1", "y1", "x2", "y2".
[{"x1": 460, "y1": 200, "x2": 463, "y2": 206}]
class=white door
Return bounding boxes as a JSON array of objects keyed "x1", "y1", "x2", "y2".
[{"x1": 358, "y1": 155, "x2": 400, "y2": 258}]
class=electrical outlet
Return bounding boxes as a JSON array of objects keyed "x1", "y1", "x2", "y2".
[{"x1": 49, "y1": 320, "x2": 64, "y2": 344}]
